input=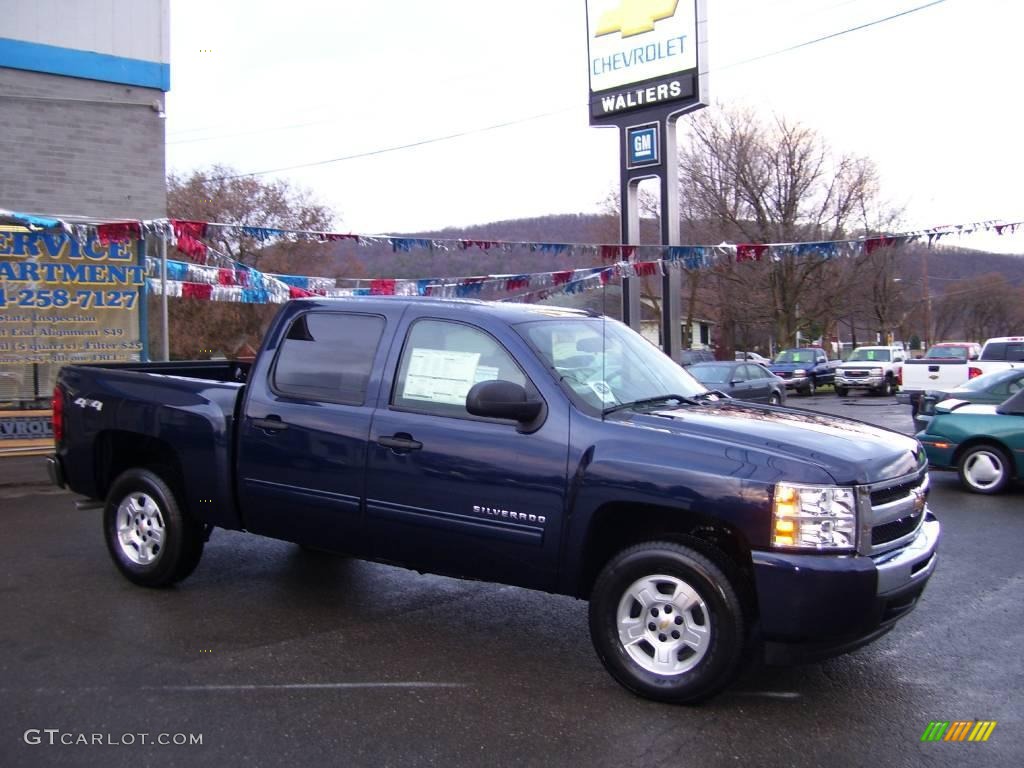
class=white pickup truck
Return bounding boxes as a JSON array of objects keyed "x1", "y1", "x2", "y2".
[
  {"x1": 835, "y1": 345, "x2": 905, "y2": 396},
  {"x1": 899, "y1": 337, "x2": 1024, "y2": 418}
]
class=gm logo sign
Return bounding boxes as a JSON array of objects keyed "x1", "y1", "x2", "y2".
[{"x1": 627, "y1": 123, "x2": 659, "y2": 168}]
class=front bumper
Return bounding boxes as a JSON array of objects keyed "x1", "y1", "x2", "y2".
[
  {"x1": 752, "y1": 513, "x2": 940, "y2": 664},
  {"x1": 836, "y1": 374, "x2": 885, "y2": 389},
  {"x1": 918, "y1": 438, "x2": 958, "y2": 470},
  {"x1": 776, "y1": 375, "x2": 809, "y2": 390}
]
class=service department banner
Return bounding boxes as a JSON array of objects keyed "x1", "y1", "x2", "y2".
[{"x1": 0, "y1": 226, "x2": 146, "y2": 426}]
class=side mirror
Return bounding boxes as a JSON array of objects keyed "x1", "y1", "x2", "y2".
[
  {"x1": 816, "y1": 357, "x2": 826, "y2": 364},
  {"x1": 466, "y1": 380, "x2": 543, "y2": 423}
]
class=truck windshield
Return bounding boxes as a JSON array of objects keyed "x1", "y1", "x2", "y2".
[
  {"x1": 846, "y1": 349, "x2": 891, "y2": 362},
  {"x1": 773, "y1": 349, "x2": 815, "y2": 364},
  {"x1": 517, "y1": 318, "x2": 707, "y2": 412},
  {"x1": 925, "y1": 346, "x2": 968, "y2": 360}
]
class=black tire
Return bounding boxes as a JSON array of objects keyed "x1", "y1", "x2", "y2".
[
  {"x1": 769, "y1": 391, "x2": 782, "y2": 405},
  {"x1": 800, "y1": 378, "x2": 816, "y2": 397},
  {"x1": 103, "y1": 467, "x2": 204, "y2": 587},
  {"x1": 836, "y1": 386, "x2": 848, "y2": 398},
  {"x1": 881, "y1": 377, "x2": 895, "y2": 397},
  {"x1": 957, "y1": 444, "x2": 1013, "y2": 495},
  {"x1": 588, "y1": 541, "x2": 745, "y2": 704}
]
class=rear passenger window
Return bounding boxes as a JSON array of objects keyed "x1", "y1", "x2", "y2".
[
  {"x1": 273, "y1": 312, "x2": 385, "y2": 404},
  {"x1": 983, "y1": 342, "x2": 1024, "y2": 362}
]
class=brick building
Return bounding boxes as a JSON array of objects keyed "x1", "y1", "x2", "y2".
[{"x1": 0, "y1": 0, "x2": 169, "y2": 219}]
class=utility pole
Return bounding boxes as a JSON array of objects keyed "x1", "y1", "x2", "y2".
[{"x1": 922, "y1": 244, "x2": 933, "y2": 348}]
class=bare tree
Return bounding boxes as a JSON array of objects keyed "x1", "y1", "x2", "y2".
[
  {"x1": 933, "y1": 274, "x2": 1024, "y2": 342},
  {"x1": 157, "y1": 166, "x2": 337, "y2": 359},
  {"x1": 167, "y1": 164, "x2": 334, "y2": 267},
  {"x1": 677, "y1": 107, "x2": 894, "y2": 352}
]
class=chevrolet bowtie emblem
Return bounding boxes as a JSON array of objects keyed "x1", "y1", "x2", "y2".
[{"x1": 596, "y1": 0, "x2": 679, "y2": 38}]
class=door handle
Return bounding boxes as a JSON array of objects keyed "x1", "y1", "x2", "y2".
[
  {"x1": 252, "y1": 416, "x2": 289, "y2": 432},
  {"x1": 378, "y1": 434, "x2": 423, "y2": 452}
]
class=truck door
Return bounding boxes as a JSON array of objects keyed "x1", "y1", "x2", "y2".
[
  {"x1": 237, "y1": 308, "x2": 398, "y2": 552},
  {"x1": 364, "y1": 317, "x2": 568, "y2": 590}
]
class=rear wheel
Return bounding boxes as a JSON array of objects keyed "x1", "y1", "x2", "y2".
[
  {"x1": 104, "y1": 468, "x2": 204, "y2": 587},
  {"x1": 588, "y1": 542, "x2": 745, "y2": 704},
  {"x1": 957, "y1": 444, "x2": 1013, "y2": 494}
]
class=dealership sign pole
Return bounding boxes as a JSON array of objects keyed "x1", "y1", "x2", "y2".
[{"x1": 586, "y1": 0, "x2": 708, "y2": 360}]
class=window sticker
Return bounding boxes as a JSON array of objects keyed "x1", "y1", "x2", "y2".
[
  {"x1": 588, "y1": 380, "x2": 619, "y2": 405},
  {"x1": 402, "y1": 348, "x2": 481, "y2": 405},
  {"x1": 474, "y1": 365, "x2": 499, "y2": 384}
]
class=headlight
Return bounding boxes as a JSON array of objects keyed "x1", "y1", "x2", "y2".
[
  {"x1": 772, "y1": 483, "x2": 857, "y2": 551},
  {"x1": 870, "y1": 368, "x2": 883, "y2": 375},
  {"x1": 793, "y1": 368, "x2": 806, "y2": 376}
]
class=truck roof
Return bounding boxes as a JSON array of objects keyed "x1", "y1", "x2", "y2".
[{"x1": 289, "y1": 296, "x2": 592, "y2": 322}]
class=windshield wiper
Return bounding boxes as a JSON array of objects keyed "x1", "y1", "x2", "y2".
[
  {"x1": 603, "y1": 394, "x2": 701, "y2": 416},
  {"x1": 694, "y1": 390, "x2": 730, "y2": 401}
]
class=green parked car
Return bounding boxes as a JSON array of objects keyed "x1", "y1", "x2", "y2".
[
  {"x1": 915, "y1": 368, "x2": 1024, "y2": 431},
  {"x1": 917, "y1": 388, "x2": 1024, "y2": 494}
]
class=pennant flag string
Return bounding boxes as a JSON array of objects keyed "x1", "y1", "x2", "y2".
[{"x1": 4, "y1": 209, "x2": 1021, "y2": 262}]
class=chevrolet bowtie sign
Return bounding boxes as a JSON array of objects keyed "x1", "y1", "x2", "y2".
[
  {"x1": 586, "y1": 0, "x2": 706, "y2": 121},
  {"x1": 595, "y1": 0, "x2": 680, "y2": 38}
]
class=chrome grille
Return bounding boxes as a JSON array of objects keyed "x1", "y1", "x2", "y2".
[{"x1": 859, "y1": 470, "x2": 929, "y2": 555}]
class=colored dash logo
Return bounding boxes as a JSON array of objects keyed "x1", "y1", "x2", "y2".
[
  {"x1": 921, "y1": 721, "x2": 997, "y2": 742},
  {"x1": 596, "y1": 0, "x2": 679, "y2": 38}
]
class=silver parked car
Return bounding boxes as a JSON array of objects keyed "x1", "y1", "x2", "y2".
[{"x1": 688, "y1": 361, "x2": 787, "y2": 405}]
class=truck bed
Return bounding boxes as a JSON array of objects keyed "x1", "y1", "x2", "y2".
[{"x1": 55, "y1": 360, "x2": 249, "y2": 529}]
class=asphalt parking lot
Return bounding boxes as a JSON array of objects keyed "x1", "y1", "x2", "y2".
[{"x1": 1, "y1": 392, "x2": 1020, "y2": 767}]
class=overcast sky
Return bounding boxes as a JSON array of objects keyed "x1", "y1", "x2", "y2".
[{"x1": 165, "y1": 0, "x2": 1023, "y2": 253}]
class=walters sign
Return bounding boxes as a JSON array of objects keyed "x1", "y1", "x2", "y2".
[
  {"x1": 586, "y1": 0, "x2": 707, "y2": 121},
  {"x1": 0, "y1": 227, "x2": 146, "y2": 417}
]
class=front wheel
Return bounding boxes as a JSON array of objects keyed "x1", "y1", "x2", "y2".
[
  {"x1": 769, "y1": 391, "x2": 782, "y2": 405},
  {"x1": 800, "y1": 378, "x2": 816, "y2": 397},
  {"x1": 957, "y1": 444, "x2": 1013, "y2": 494},
  {"x1": 835, "y1": 386, "x2": 849, "y2": 398},
  {"x1": 588, "y1": 542, "x2": 745, "y2": 704},
  {"x1": 881, "y1": 377, "x2": 896, "y2": 397},
  {"x1": 104, "y1": 468, "x2": 205, "y2": 587}
]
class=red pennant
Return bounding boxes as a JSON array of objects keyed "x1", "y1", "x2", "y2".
[
  {"x1": 96, "y1": 222, "x2": 140, "y2": 244},
  {"x1": 182, "y1": 282, "x2": 212, "y2": 301},
  {"x1": 552, "y1": 271, "x2": 573, "y2": 285},
  {"x1": 736, "y1": 244, "x2": 768, "y2": 262},
  {"x1": 863, "y1": 236, "x2": 896, "y2": 255}
]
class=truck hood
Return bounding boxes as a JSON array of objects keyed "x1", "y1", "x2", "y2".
[
  {"x1": 768, "y1": 363, "x2": 809, "y2": 373},
  {"x1": 615, "y1": 401, "x2": 923, "y2": 485}
]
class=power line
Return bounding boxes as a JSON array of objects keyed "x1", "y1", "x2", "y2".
[
  {"x1": 207, "y1": 0, "x2": 953, "y2": 181},
  {"x1": 715, "y1": 0, "x2": 950, "y2": 71},
  {"x1": 210, "y1": 107, "x2": 580, "y2": 181}
]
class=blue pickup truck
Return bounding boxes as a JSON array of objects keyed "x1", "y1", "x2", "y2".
[
  {"x1": 47, "y1": 298, "x2": 939, "y2": 703},
  {"x1": 769, "y1": 347, "x2": 841, "y2": 396}
]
